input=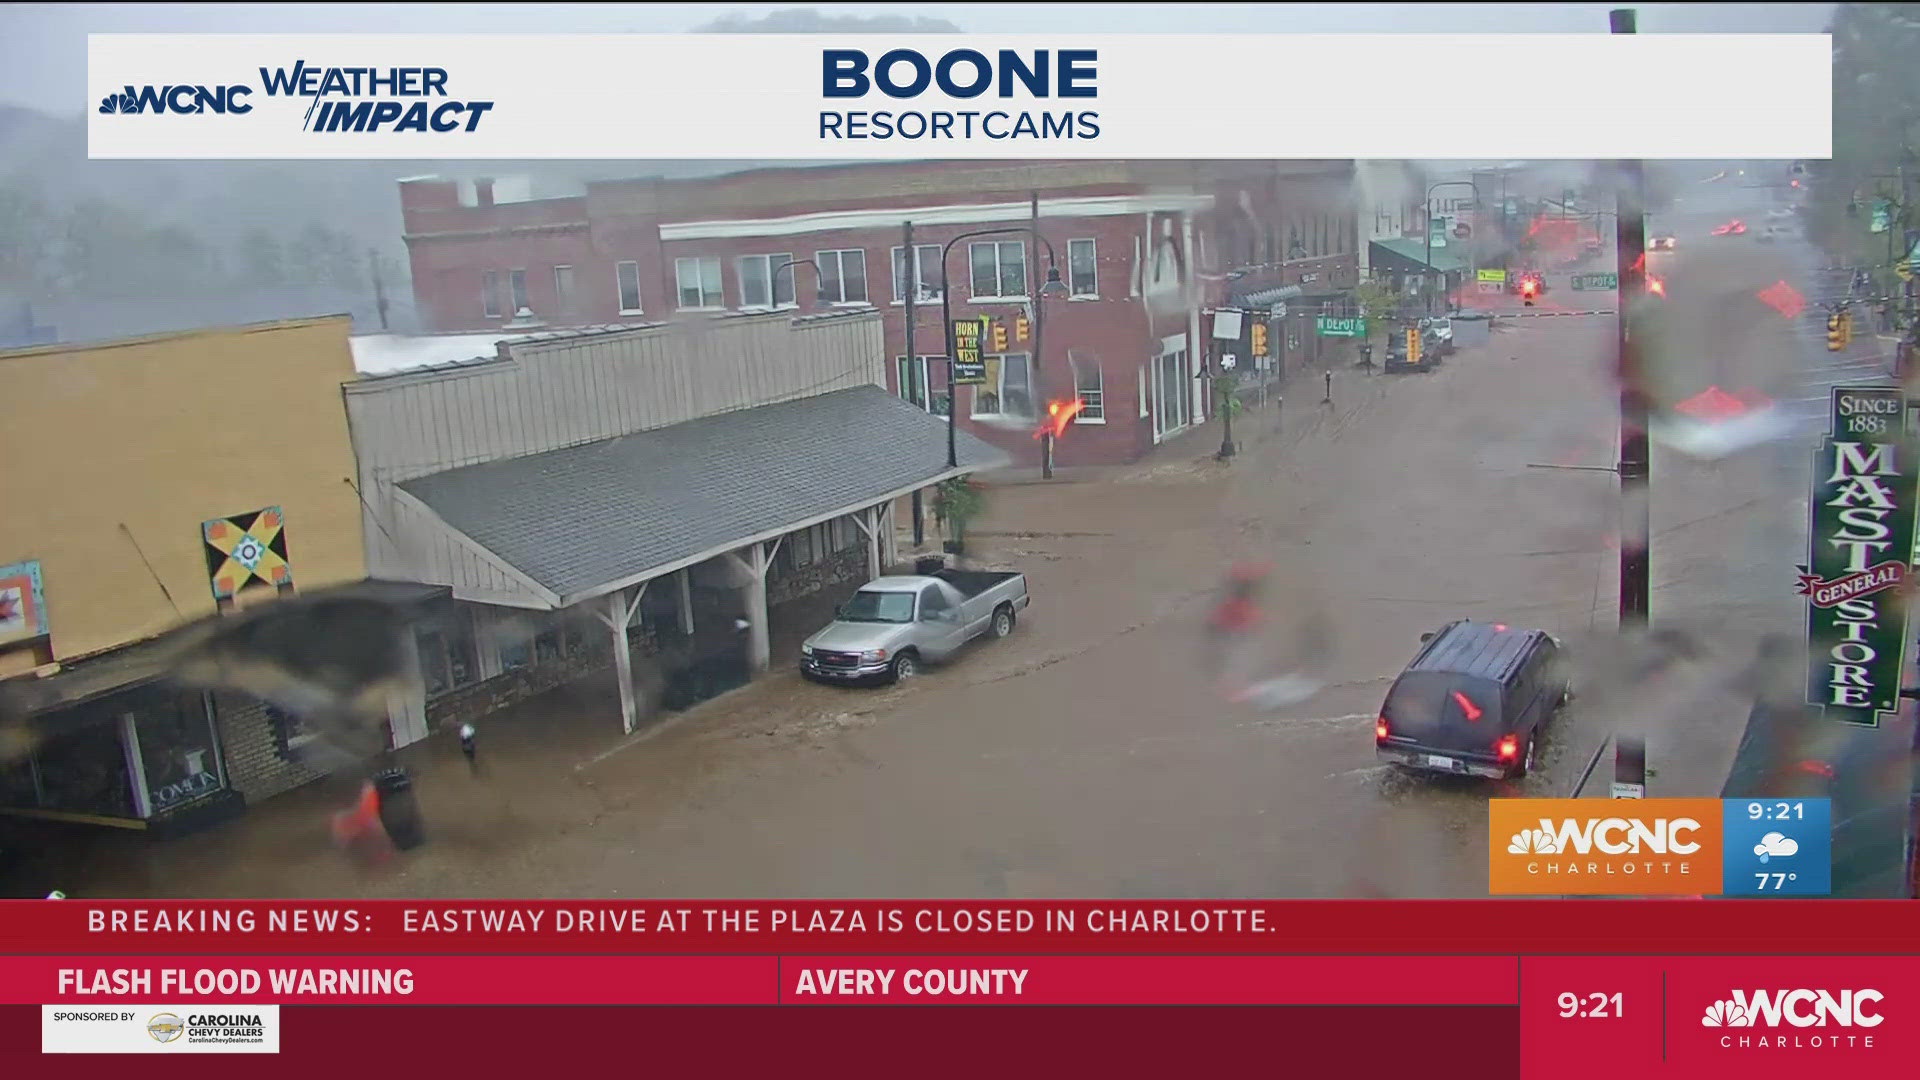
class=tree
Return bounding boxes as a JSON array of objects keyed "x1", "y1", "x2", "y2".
[
  {"x1": 931, "y1": 476, "x2": 987, "y2": 555},
  {"x1": 1352, "y1": 278, "x2": 1400, "y2": 349}
]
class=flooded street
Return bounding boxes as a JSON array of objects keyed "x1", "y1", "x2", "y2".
[{"x1": 35, "y1": 257, "x2": 1806, "y2": 900}]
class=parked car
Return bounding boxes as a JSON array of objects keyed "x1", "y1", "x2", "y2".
[
  {"x1": 800, "y1": 568, "x2": 1032, "y2": 684},
  {"x1": 1374, "y1": 619, "x2": 1569, "y2": 780},
  {"x1": 1650, "y1": 236, "x2": 1678, "y2": 252}
]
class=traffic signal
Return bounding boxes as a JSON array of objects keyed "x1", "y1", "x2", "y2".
[
  {"x1": 991, "y1": 322, "x2": 1008, "y2": 352},
  {"x1": 1840, "y1": 309, "x2": 1854, "y2": 348},
  {"x1": 1827, "y1": 312, "x2": 1845, "y2": 352},
  {"x1": 1251, "y1": 322, "x2": 1269, "y2": 356},
  {"x1": 1014, "y1": 313, "x2": 1030, "y2": 343}
]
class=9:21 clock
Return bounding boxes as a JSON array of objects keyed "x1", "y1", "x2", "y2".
[{"x1": 1557, "y1": 992, "x2": 1623, "y2": 1019}]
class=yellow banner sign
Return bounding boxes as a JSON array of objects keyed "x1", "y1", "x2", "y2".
[{"x1": 1477, "y1": 268, "x2": 1507, "y2": 284}]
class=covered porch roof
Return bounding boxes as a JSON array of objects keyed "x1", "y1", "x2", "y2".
[
  {"x1": 395, "y1": 385, "x2": 1009, "y2": 609},
  {"x1": 1369, "y1": 237, "x2": 1473, "y2": 276}
]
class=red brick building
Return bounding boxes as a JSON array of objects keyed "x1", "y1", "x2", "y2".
[{"x1": 400, "y1": 160, "x2": 1358, "y2": 465}]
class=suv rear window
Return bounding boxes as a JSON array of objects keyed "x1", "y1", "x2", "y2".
[{"x1": 1383, "y1": 672, "x2": 1503, "y2": 738}]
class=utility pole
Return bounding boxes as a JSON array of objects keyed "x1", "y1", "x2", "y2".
[
  {"x1": 1031, "y1": 192, "x2": 1053, "y2": 479},
  {"x1": 1612, "y1": 7, "x2": 1650, "y2": 795},
  {"x1": 905, "y1": 219, "x2": 926, "y2": 547},
  {"x1": 1612, "y1": 9, "x2": 1650, "y2": 629},
  {"x1": 368, "y1": 248, "x2": 391, "y2": 331}
]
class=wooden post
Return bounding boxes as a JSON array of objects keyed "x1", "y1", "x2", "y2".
[{"x1": 596, "y1": 583, "x2": 650, "y2": 735}]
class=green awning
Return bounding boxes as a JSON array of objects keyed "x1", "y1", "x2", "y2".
[{"x1": 1369, "y1": 237, "x2": 1473, "y2": 275}]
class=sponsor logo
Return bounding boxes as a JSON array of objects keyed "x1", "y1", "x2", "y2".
[
  {"x1": 146, "y1": 1013, "x2": 184, "y2": 1043},
  {"x1": 1488, "y1": 798, "x2": 1724, "y2": 894}
]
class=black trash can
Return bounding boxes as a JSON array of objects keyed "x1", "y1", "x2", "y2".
[
  {"x1": 372, "y1": 768, "x2": 424, "y2": 851},
  {"x1": 914, "y1": 554, "x2": 947, "y2": 575}
]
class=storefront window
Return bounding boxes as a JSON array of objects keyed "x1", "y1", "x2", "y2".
[
  {"x1": 416, "y1": 604, "x2": 479, "y2": 700},
  {"x1": 30, "y1": 716, "x2": 134, "y2": 817},
  {"x1": 138, "y1": 689, "x2": 223, "y2": 813}
]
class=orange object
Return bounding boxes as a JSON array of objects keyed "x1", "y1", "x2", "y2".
[{"x1": 330, "y1": 781, "x2": 391, "y2": 856}]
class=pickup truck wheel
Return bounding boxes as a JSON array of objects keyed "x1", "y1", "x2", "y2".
[
  {"x1": 990, "y1": 605, "x2": 1015, "y2": 639},
  {"x1": 888, "y1": 653, "x2": 918, "y2": 683}
]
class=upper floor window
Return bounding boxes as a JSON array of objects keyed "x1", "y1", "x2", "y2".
[
  {"x1": 969, "y1": 240, "x2": 1027, "y2": 299},
  {"x1": 816, "y1": 249, "x2": 869, "y2": 304},
  {"x1": 615, "y1": 261, "x2": 643, "y2": 314},
  {"x1": 1067, "y1": 238, "x2": 1098, "y2": 297},
  {"x1": 675, "y1": 256, "x2": 724, "y2": 310},
  {"x1": 892, "y1": 244, "x2": 942, "y2": 302},
  {"x1": 482, "y1": 271, "x2": 502, "y2": 318},
  {"x1": 738, "y1": 253, "x2": 797, "y2": 309}
]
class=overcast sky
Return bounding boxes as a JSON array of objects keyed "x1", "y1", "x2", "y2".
[{"x1": 0, "y1": 2, "x2": 1835, "y2": 116}]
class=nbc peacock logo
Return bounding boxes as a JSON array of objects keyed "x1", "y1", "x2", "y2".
[
  {"x1": 99, "y1": 91, "x2": 138, "y2": 114},
  {"x1": 1701, "y1": 1000, "x2": 1753, "y2": 1027}
]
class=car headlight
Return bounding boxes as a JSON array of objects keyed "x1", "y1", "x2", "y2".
[
  {"x1": 800, "y1": 644, "x2": 813, "y2": 656},
  {"x1": 860, "y1": 649, "x2": 888, "y2": 662}
]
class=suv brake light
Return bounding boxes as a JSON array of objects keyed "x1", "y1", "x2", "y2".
[
  {"x1": 1496, "y1": 734, "x2": 1519, "y2": 761},
  {"x1": 1375, "y1": 717, "x2": 1390, "y2": 742}
]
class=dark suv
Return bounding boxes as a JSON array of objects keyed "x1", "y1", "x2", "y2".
[{"x1": 1374, "y1": 620, "x2": 1569, "y2": 780}]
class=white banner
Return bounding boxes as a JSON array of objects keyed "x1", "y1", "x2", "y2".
[
  {"x1": 42, "y1": 1004, "x2": 281, "y2": 1054},
  {"x1": 86, "y1": 33, "x2": 1831, "y2": 160}
]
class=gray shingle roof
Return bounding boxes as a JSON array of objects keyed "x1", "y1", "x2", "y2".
[{"x1": 399, "y1": 385, "x2": 1007, "y2": 602}]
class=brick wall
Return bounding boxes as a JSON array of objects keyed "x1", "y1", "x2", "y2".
[{"x1": 213, "y1": 692, "x2": 322, "y2": 804}]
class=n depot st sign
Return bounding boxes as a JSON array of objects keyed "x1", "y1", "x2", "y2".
[{"x1": 1798, "y1": 386, "x2": 1919, "y2": 726}]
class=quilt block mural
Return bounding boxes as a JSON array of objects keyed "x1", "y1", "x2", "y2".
[
  {"x1": 202, "y1": 507, "x2": 292, "y2": 601},
  {"x1": 0, "y1": 559, "x2": 49, "y2": 646}
]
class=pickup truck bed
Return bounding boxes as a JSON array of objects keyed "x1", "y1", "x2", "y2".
[{"x1": 931, "y1": 568, "x2": 1020, "y2": 598}]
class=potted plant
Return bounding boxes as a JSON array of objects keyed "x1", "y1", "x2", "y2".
[{"x1": 932, "y1": 475, "x2": 986, "y2": 556}]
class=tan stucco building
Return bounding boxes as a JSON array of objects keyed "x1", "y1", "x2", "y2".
[{"x1": 0, "y1": 316, "x2": 373, "y2": 831}]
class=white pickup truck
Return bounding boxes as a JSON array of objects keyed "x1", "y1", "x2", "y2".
[{"x1": 800, "y1": 569, "x2": 1031, "y2": 684}]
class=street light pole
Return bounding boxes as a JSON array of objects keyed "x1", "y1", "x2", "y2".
[
  {"x1": 770, "y1": 258, "x2": 822, "y2": 309},
  {"x1": 1612, "y1": 7, "x2": 1651, "y2": 631},
  {"x1": 935, "y1": 226, "x2": 1070, "y2": 473},
  {"x1": 1612, "y1": 6, "x2": 1650, "y2": 797},
  {"x1": 904, "y1": 220, "x2": 925, "y2": 547}
]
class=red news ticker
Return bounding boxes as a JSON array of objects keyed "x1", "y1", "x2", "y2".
[
  {"x1": 6, "y1": 954, "x2": 1513, "y2": 1007},
  {"x1": 2, "y1": 899, "x2": 1917, "y2": 955}
]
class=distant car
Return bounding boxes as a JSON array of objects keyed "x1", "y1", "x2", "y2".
[
  {"x1": 1650, "y1": 236, "x2": 1678, "y2": 251},
  {"x1": 1374, "y1": 619, "x2": 1570, "y2": 780},
  {"x1": 1712, "y1": 219, "x2": 1747, "y2": 236},
  {"x1": 1767, "y1": 207, "x2": 1793, "y2": 219}
]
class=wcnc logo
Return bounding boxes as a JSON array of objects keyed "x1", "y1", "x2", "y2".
[
  {"x1": 95, "y1": 65, "x2": 494, "y2": 132},
  {"x1": 99, "y1": 85, "x2": 252, "y2": 115}
]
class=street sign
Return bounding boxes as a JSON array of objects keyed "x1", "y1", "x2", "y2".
[
  {"x1": 1315, "y1": 316, "x2": 1366, "y2": 338},
  {"x1": 1800, "y1": 386, "x2": 1919, "y2": 727},
  {"x1": 1220, "y1": 354, "x2": 1237, "y2": 371},
  {"x1": 951, "y1": 317, "x2": 987, "y2": 385},
  {"x1": 1477, "y1": 268, "x2": 1507, "y2": 284},
  {"x1": 1871, "y1": 200, "x2": 1891, "y2": 234},
  {"x1": 1212, "y1": 309, "x2": 1244, "y2": 340},
  {"x1": 1572, "y1": 273, "x2": 1618, "y2": 291},
  {"x1": 1429, "y1": 217, "x2": 1448, "y2": 248},
  {"x1": 1609, "y1": 782, "x2": 1645, "y2": 800}
]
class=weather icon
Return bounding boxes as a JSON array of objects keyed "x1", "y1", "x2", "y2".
[{"x1": 1754, "y1": 832, "x2": 1799, "y2": 864}]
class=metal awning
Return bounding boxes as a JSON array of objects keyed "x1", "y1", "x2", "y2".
[
  {"x1": 1231, "y1": 285, "x2": 1304, "y2": 310},
  {"x1": 395, "y1": 385, "x2": 1008, "y2": 609}
]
